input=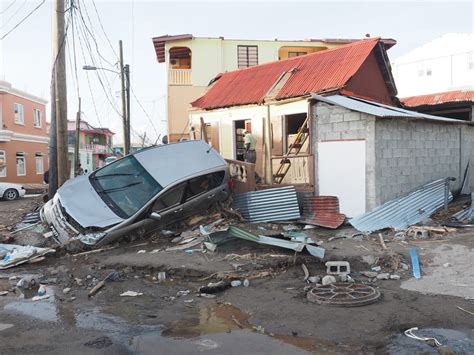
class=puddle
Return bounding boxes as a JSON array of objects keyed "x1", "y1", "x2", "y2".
[
  {"x1": 388, "y1": 328, "x2": 474, "y2": 354},
  {"x1": 162, "y1": 303, "x2": 250, "y2": 338},
  {"x1": 4, "y1": 286, "x2": 58, "y2": 322}
]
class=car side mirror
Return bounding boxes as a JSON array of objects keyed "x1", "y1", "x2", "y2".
[{"x1": 149, "y1": 212, "x2": 162, "y2": 221}]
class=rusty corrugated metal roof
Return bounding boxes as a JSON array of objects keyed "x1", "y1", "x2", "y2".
[
  {"x1": 192, "y1": 38, "x2": 380, "y2": 110},
  {"x1": 300, "y1": 196, "x2": 346, "y2": 229},
  {"x1": 401, "y1": 90, "x2": 474, "y2": 107}
]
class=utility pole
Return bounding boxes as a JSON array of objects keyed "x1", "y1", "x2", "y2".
[
  {"x1": 54, "y1": 0, "x2": 68, "y2": 187},
  {"x1": 125, "y1": 64, "x2": 131, "y2": 152},
  {"x1": 48, "y1": 84, "x2": 58, "y2": 199},
  {"x1": 119, "y1": 40, "x2": 130, "y2": 155},
  {"x1": 74, "y1": 97, "x2": 81, "y2": 176}
]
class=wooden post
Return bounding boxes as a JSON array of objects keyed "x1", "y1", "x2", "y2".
[
  {"x1": 200, "y1": 117, "x2": 208, "y2": 143},
  {"x1": 54, "y1": 0, "x2": 68, "y2": 187},
  {"x1": 74, "y1": 97, "x2": 81, "y2": 176},
  {"x1": 119, "y1": 40, "x2": 129, "y2": 155},
  {"x1": 263, "y1": 105, "x2": 272, "y2": 185}
]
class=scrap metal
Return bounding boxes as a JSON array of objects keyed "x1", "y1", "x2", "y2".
[
  {"x1": 307, "y1": 283, "x2": 381, "y2": 307},
  {"x1": 300, "y1": 195, "x2": 345, "y2": 229},
  {"x1": 350, "y1": 178, "x2": 454, "y2": 233},
  {"x1": 233, "y1": 186, "x2": 301, "y2": 223}
]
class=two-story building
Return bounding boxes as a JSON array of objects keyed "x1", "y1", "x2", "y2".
[
  {"x1": 67, "y1": 120, "x2": 114, "y2": 176},
  {"x1": 152, "y1": 34, "x2": 395, "y2": 141},
  {"x1": 0, "y1": 81, "x2": 48, "y2": 184}
]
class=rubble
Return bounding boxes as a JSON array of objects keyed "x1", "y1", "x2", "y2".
[
  {"x1": 0, "y1": 244, "x2": 55, "y2": 269},
  {"x1": 322, "y1": 275, "x2": 337, "y2": 285}
]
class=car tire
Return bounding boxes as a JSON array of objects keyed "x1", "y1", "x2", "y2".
[{"x1": 3, "y1": 188, "x2": 19, "y2": 201}]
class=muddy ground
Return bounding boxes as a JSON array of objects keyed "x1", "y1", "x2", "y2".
[{"x1": 0, "y1": 197, "x2": 473, "y2": 354}]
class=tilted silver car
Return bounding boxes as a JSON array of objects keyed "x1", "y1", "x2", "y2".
[{"x1": 41, "y1": 141, "x2": 229, "y2": 246}]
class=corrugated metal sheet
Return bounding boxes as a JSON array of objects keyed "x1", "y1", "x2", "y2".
[
  {"x1": 401, "y1": 90, "x2": 474, "y2": 107},
  {"x1": 311, "y1": 94, "x2": 463, "y2": 123},
  {"x1": 233, "y1": 186, "x2": 301, "y2": 223},
  {"x1": 192, "y1": 39, "x2": 379, "y2": 110},
  {"x1": 300, "y1": 196, "x2": 346, "y2": 229},
  {"x1": 350, "y1": 179, "x2": 453, "y2": 233}
]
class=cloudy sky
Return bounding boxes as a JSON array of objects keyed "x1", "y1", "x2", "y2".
[{"x1": 0, "y1": 0, "x2": 472, "y2": 144}]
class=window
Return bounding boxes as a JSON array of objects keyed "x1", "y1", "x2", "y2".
[
  {"x1": 426, "y1": 68, "x2": 432, "y2": 76},
  {"x1": 35, "y1": 153, "x2": 44, "y2": 174},
  {"x1": 34, "y1": 109, "x2": 42, "y2": 127},
  {"x1": 288, "y1": 52, "x2": 307, "y2": 58},
  {"x1": 0, "y1": 151, "x2": 6, "y2": 177},
  {"x1": 16, "y1": 153, "x2": 25, "y2": 176},
  {"x1": 185, "y1": 171, "x2": 225, "y2": 200},
  {"x1": 468, "y1": 52, "x2": 474, "y2": 71},
  {"x1": 14, "y1": 103, "x2": 24, "y2": 124},
  {"x1": 153, "y1": 183, "x2": 186, "y2": 212},
  {"x1": 238, "y1": 45, "x2": 258, "y2": 68}
]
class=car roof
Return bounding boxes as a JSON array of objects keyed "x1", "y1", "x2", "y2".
[{"x1": 133, "y1": 140, "x2": 227, "y2": 187}]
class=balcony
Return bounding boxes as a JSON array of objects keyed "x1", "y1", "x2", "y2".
[
  {"x1": 169, "y1": 69, "x2": 192, "y2": 86},
  {"x1": 83, "y1": 144, "x2": 108, "y2": 154}
]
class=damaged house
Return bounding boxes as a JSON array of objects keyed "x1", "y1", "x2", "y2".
[{"x1": 188, "y1": 38, "x2": 474, "y2": 217}]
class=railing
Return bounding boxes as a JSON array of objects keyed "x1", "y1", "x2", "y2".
[
  {"x1": 83, "y1": 144, "x2": 107, "y2": 154},
  {"x1": 271, "y1": 154, "x2": 312, "y2": 185},
  {"x1": 225, "y1": 159, "x2": 256, "y2": 193},
  {"x1": 168, "y1": 69, "x2": 192, "y2": 85}
]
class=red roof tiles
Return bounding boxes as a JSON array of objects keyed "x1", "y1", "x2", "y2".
[
  {"x1": 192, "y1": 38, "x2": 381, "y2": 110},
  {"x1": 401, "y1": 90, "x2": 474, "y2": 107}
]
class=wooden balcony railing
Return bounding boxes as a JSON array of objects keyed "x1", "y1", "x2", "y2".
[
  {"x1": 169, "y1": 69, "x2": 192, "y2": 85},
  {"x1": 225, "y1": 159, "x2": 256, "y2": 193},
  {"x1": 271, "y1": 154, "x2": 312, "y2": 185}
]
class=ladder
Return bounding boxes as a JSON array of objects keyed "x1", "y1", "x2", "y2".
[{"x1": 273, "y1": 116, "x2": 310, "y2": 184}]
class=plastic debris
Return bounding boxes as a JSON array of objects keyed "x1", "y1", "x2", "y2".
[
  {"x1": 32, "y1": 294, "x2": 50, "y2": 301},
  {"x1": 404, "y1": 327, "x2": 442, "y2": 347},
  {"x1": 120, "y1": 291, "x2": 143, "y2": 297},
  {"x1": 231, "y1": 280, "x2": 242, "y2": 287},
  {"x1": 37, "y1": 284, "x2": 47, "y2": 296},
  {"x1": 0, "y1": 244, "x2": 55, "y2": 269},
  {"x1": 409, "y1": 248, "x2": 421, "y2": 279}
]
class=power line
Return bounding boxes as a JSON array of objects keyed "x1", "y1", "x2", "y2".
[
  {"x1": 0, "y1": 0, "x2": 27, "y2": 29},
  {"x1": 0, "y1": 0, "x2": 45, "y2": 40},
  {"x1": 90, "y1": 0, "x2": 118, "y2": 60},
  {"x1": 131, "y1": 87, "x2": 160, "y2": 140}
]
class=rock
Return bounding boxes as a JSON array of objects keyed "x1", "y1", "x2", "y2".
[
  {"x1": 339, "y1": 274, "x2": 348, "y2": 282},
  {"x1": 389, "y1": 274, "x2": 400, "y2": 280},
  {"x1": 75, "y1": 278, "x2": 83, "y2": 286},
  {"x1": 443, "y1": 263, "x2": 451, "y2": 268},
  {"x1": 307, "y1": 276, "x2": 320, "y2": 284},
  {"x1": 322, "y1": 275, "x2": 336, "y2": 286},
  {"x1": 63, "y1": 287, "x2": 71, "y2": 294},
  {"x1": 86, "y1": 275, "x2": 92, "y2": 280},
  {"x1": 243, "y1": 279, "x2": 250, "y2": 287},
  {"x1": 400, "y1": 263, "x2": 409, "y2": 271},
  {"x1": 50, "y1": 270, "x2": 59, "y2": 276},
  {"x1": 361, "y1": 271, "x2": 378, "y2": 278},
  {"x1": 376, "y1": 273, "x2": 390, "y2": 280}
]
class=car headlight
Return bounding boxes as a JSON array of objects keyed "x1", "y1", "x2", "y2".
[{"x1": 77, "y1": 232, "x2": 106, "y2": 245}]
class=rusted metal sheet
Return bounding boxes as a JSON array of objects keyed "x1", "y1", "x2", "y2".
[
  {"x1": 401, "y1": 90, "x2": 474, "y2": 108},
  {"x1": 350, "y1": 179, "x2": 453, "y2": 233},
  {"x1": 233, "y1": 186, "x2": 300, "y2": 222},
  {"x1": 192, "y1": 39, "x2": 379, "y2": 110},
  {"x1": 300, "y1": 196, "x2": 345, "y2": 229}
]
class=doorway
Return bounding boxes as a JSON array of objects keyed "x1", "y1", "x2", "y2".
[{"x1": 234, "y1": 120, "x2": 246, "y2": 161}]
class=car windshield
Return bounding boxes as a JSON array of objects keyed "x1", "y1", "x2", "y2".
[{"x1": 90, "y1": 155, "x2": 162, "y2": 218}]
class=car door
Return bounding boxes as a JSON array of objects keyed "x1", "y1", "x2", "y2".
[{"x1": 150, "y1": 182, "x2": 187, "y2": 229}]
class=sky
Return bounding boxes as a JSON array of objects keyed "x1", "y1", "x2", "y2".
[{"x1": 0, "y1": 0, "x2": 473, "y2": 145}]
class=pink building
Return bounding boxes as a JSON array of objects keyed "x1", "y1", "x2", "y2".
[{"x1": 0, "y1": 81, "x2": 48, "y2": 184}]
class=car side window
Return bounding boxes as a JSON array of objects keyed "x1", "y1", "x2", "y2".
[
  {"x1": 153, "y1": 183, "x2": 186, "y2": 212},
  {"x1": 185, "y1": 171, "x2": 225, "y2": 201}
]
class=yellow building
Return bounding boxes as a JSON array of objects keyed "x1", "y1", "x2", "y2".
[{"x1": 152, "y1": 34, "x2": 361, "y2": 142}]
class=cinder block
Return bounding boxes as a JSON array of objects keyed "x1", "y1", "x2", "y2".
[
  {"x1": 326, "y1": 261, "x2": 351, "y2": 275},
  {"x1": 343, "y1": 112, "x2": 360, "y2": 122}
]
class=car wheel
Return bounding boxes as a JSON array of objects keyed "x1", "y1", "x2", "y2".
[{"x1": 3, "y1": 188, "x2": 19, "y2": 201}]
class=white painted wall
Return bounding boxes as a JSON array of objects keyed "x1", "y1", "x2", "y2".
[
  {"x1": 392, "y1": 33, "x2": 474, "y2": 97},
  {"x1": 318, "y1": 140, "x2": 366, "y2": 217}
]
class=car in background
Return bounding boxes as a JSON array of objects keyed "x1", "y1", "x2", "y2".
[
  {"x1": 41, "y1": 140, "x2": 229, "y2": 246},
  {"x1": 0, "y1": 182, "x2": 26, "y2": 201}
]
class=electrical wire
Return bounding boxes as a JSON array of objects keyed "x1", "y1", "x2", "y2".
[
  {"x1": 0, "y1": 0, "x2": 45, "y2": 40},
  {"x1": 0, "y1": 0, "x2": 17, "y2": 15},
  {"x1": 0, "y1": 0, "x2": 27, "y2": 29},
  {"x1": 131, "y1": 88, "x2": 160, "y2": 140}
]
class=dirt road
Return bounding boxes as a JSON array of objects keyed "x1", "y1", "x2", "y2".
[{"x1": 0, "y1": 198, "x2": 473, "y2": 354}]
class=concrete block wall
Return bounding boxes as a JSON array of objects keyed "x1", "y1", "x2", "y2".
[{"x1": 373, "y1": 119, "x2": 474, "y2": 205}]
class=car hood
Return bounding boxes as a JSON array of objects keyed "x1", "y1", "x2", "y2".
[{"x1": 57, "y1": 175, "x2": 124, "y2": 228}]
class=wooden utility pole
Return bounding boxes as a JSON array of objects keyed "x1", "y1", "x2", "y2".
[
  {"x1": 74, "y1": 97, "x2": 81, "y2": 176},
  {"x1": 119, "y1": 40, "x2": 130, "y2": 155},
  {"x1": 54, "y1": 0, "x2": 68, "y2": 186},
  {"x1": 48, "y1": 84, "x2": 58, "y2": 198}
]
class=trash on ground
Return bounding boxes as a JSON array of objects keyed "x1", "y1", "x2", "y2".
[
  {"x1": 351, "y1": 179, "x2": 454, "y2": 232},
  {"x1": 16, "y1": 275, "x2": 37, "y2": 289},
  {"x1": 0, "y1": 291, "x2": 8, "y2": 296},
  {"x1": 233, "y1": 186, "x2": 301, "y2": 223},
  {"x1": 88, "y1": 271, "x2": 124, "y2": 298},
  {"x1": 157, "y1": 272, "x2": 166, "y2": 281},
  {"x1": 0, "y1": 244, "x2": 55, "y2": 269},
  {"x1": 409, "y1": 247, "x2": 421, "y2": 279},
  {"x1": 208, "y1": 226, "x2": 325, "y2": 259},
  {"x1": 37, "y1": 284, "x2": 47, "y2": 296},
  {"x1": 325, "y1": 261, "x2": 350, "y2": 276},
  {"x1": 32, "y1": 294, "x2": 50, "y2": 301},
  {"x1": 300, "y1": 195, "x2": 345, "y2": 229},
  {"x1": 404, "y1": 327, "x2": 442, "y2": 347},
  {"x1": 120, "y1": 291, "x2": 143, "y2": 297},
  {"x1": 307, "y1": 283, "x2": 381, "y2": 306},
  {"x1": 456, "y1": 305, "x2": 474, "y2": 316},
  {"x1": 199, "y1": 281, "x2": 231, "y2": 294},
  {"x1": 322, "y1": 275, "x2": 337, "y2": 285}
]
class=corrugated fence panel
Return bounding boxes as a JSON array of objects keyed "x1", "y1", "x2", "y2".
[
  {"x1": 350, "y1": 179, "x2": 452, "y2": 233},
  {"x1": 233, "y1": 186, "x2": 301, "y2": 223}
]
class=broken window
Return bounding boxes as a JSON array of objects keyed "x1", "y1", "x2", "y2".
[
  {"x1": 238, "y1": 45, "x2": 258, "y2": 68},
  {"x1": 153, "y1": 183, "x2": 186, "y2": 212},
  {"x1": 16, "y1": 152, "x2": 25, "y2": 176},
  {"x1": 185, "y1": 171, "x2": 225, "y2": 200},
  {"x1": 0, "y1": 151, "x2": 6, "y2": 177},
  {"x1": 35, "y1": 153, "x2": 44, "y2": 174}
]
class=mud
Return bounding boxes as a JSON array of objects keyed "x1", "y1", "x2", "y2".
[{"x1": 1, "y1": 198, "x2": 474, "y2": 354}]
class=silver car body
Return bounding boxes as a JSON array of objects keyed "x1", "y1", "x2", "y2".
[
  {"x1": 41, "y1": 141, "x2": 229, "y2": 246},
  {"x1": 0, "y1": 182, "x2": 26, "y2": 200}
]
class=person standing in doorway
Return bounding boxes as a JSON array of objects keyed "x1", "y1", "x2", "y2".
[{"x1": 243, "y1": 130, "x2": 261, "y2": 183}]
